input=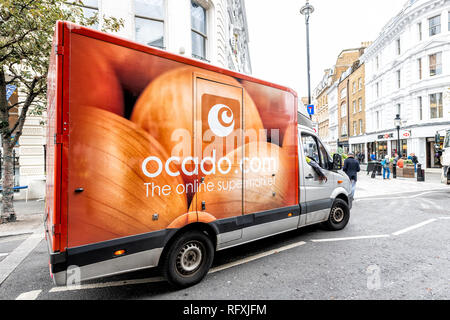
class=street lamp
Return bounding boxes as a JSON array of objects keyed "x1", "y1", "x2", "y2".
[
  {"x1": 300, "y1": 1, "x2": 314, "y2": 118},
  {"x1": 394, "y1": 114, "x2": 402, "y2": 179}
]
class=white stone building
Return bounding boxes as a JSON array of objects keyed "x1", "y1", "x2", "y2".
[
  {"x1": 326, "y1": 81, "x2": 339, "y2": 153},
  {"x1": 360, "y1": 0, "x2": 450, "y2": 167},
  {"x1": 12, "y1": 0, "x2": 252, "y2": 200}
]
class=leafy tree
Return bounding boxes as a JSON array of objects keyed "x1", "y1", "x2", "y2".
[{"x1": 0, "y1": 0, "x2": 123, "y2": 223}]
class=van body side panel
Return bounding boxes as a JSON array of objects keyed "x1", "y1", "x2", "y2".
[{"x1": 48, "y1": 22, "x2": 300, "y2": 284}]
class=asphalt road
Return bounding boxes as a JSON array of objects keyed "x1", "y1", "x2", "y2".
[{"x1": 0, "y1": 189, "x2": 449, "y2": 300}]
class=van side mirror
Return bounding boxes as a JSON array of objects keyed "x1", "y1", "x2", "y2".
[{"x1": 332, "y1": 154, "x2": 342, "y2": 171}]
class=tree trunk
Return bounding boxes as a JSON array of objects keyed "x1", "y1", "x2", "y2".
[{"x1": 1, "y1": 140, "x2": 16, "y2": 223}]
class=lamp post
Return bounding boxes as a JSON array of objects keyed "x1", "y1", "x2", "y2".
[
  {"x1": 300, "y1": 1, "x2": 314, "y2": 118},
  {"x1": 394, "y1": 114, "x2": 402, "y2": 179}
]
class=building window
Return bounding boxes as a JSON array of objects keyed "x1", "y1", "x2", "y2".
[
  {"x1": 191, "y1": 1, "x2": 207, "y2": 61},
  {"x1": 340, "y1": 88, "x2": 347, "y2": 99},
  {"x1": 135, "y1": 0, "x2": 165, "y2": 49},
  {"x1": 429, "y1": 15, "x2": 441, "y2": 36},
  {"x1": 418, "y1": 58, "x2": 422, "y2": 80},
  {"x1": 353, "y1": 101, "x2": 356, "y2": 114},
  {"x1": 341, "y1": 123, "x2": 347, "y2": 137},
  {"x1": 418, "y1": 96, "x2": 423, "y2": 120},
  {"x1": 73, "y1": 0, "x2": 99, "y2": 29},
  {"x1": 396, "y1": 38, "x2": 401, "y2": 55},
  {"x1": 397, "y1": 70, "x2": 401, "y2": 88},
  {"x1": 396, "y1": 104, "x2": 401, "y2": 118},
  {"x1": 353, "y1": 121, "x2": 357, "y2": 136},
  {"x1": 358, "y1": 78, "x2": 363, "y2": 91},
  {"x1": 358, "y1": 98, "x2": 362, "y2": 112},
  {"x1": 429, "y1": 52, "x2": 442, "y2": 76},
  {"x1": 429, "y1": 93, "x2": 443, "y2": 119},
  {"x1": 352, "y1": 82, "x2": 356, "y2": 93},
  {"x1": 376, "y1": 82, "x2": 379, "y2": 98},
  {"x1": 376, "y1": 55, "x2": 379, "y2": 70},
  {"x1": 376, "y1": 111, "x2": 380, "y2": 129},
  {"x1": 418, "y1": 22, "x2": 422, "y2": 41},
  {"x1": 448, "y1": 12, "x2": 450, "y2": 31},
  {"x1": 359, "y1": 119, "x2": 363, "y2": 134},
  {"x1": 341, "y1": 103, "x2": 347, "y2": 117}
]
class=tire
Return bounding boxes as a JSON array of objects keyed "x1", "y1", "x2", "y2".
[
  {"x1": 322, "y1": 198, "x2": 350, "y2": 231},
  {"x1": 162, "y1": 230, "x2": 214, "y2": 289}
]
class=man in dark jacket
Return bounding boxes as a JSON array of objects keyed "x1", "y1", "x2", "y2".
[{"x1": 343, "y1": 152, "x2": 360, "y2": 198}]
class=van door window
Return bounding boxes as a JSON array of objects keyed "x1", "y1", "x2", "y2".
[
  {"x1": 301, "y1": 134, "x2": 320, "y2": 164},
  {"x1": 318, "y1": 141, "x2": 331, "y2": 170}
]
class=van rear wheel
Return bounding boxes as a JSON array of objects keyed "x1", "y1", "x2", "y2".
[
  {"x1": 322, "y1": 198, "x2": 350, "y2": 231},
  {"x1": 162, "y1": 230, "x2": 214, "y2": 288}
]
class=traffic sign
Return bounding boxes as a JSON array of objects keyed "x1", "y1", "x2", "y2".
[{"x1": 307, "y1": 104, "x2": 314, "y2": 115}]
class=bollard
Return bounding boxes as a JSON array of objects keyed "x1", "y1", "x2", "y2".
[{"x1": 417, "y1": 164, "x2": 424, "y2": 182}]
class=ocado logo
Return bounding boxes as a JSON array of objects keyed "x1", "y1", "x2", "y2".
[{"x1": 208, "y1": 104, "x2": 234, "y2": 137}]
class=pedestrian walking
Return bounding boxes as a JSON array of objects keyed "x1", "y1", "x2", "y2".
[
  {"x1": 343, "y1": 152, "x2": 360, "y2": 198},
  {"x1": 381, "y1": 155, "x2": 391, "y2": 179},
  {"x1": 411, "y1": 153, "x2": 419, "y2": 172}
]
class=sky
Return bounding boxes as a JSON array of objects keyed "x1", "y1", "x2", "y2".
[{"x1": 245, "y1": 0, "x2": 407, "y2": 100}]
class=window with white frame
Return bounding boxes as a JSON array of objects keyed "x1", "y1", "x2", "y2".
[
  {"x1": 191, "y1": 1, "x2": 207, "y2": 61},
  {"x1": 358, "y1": 98, "x2": 362, "y2": 112},
  {"x1": 429, "y1": 15, "x2": 441, "y2": 36},
  {"x1": 341, "y1": 123, "x2": 347, "y2": 136},
  {"x1": 396, "y1": 38, "x2": 401, "y2": 55},
  {"x1": 353, "y1": 121, "x2": 357, "y2": 136},
  {"x1": 340, "y1": 88, "x2": 347, "y2": 99},
  {"x1": 135, "y1": 0, "x2": 165, "y2": 49},
  {"x1": 418, "y1": 58, "x2": 422, "y2": 80},
  {"x1": 429, "y1": 52, "x2": 442, "y2": 76},
  {"x1": 359, "y1": 119, "x2": 363, "y2": 134},
  {"x1": 358, "y1": 78, "x2": 363, "y2": 91},
  {"x1": 353, "y1": 100, "x2": 356, "y2": 114},
  {"x1": 396, "y1": 104, "x2": 401, "y2": 118},
  {"x1": 430, "y1": 93, "x2": 443, "y2": 119},
  {"x1": 72, "y1": 0, "x2": 99, "y2": 29},
  {"x1": 376, "y1": 82, "x2": 379, "y2": 98},
  {"x1": 418, "y1": 96, "x2": 423, "y2": 120},
  {"x1": 376, "y1": 111, "x2": 380, "y2": 129},
  {"x1": 397, "y1": 70, "x2": 401, "y2": 88},
  {"x1": 341, "y1": 103, "x2": 347, "y2": 118},
  {"x1": 418, "y1": 22, "x2": 422, "y2": 41}
]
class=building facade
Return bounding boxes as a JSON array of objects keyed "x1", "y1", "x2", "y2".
[
  {"x1": 348, "y1": 62, "x2": 367, "y2": 160},
  {"x1": 361, "y1": 0, "x2": 450, "y2": 167},
  {"x1": 11, "y1": 0, "x2": 252, "y2": 200}
]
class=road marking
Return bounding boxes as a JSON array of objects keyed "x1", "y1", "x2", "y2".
[
  {"x1": 0, "y1": 230, "x2": 44, "y2": 285},
  {"x1": 392, "y1": 219, "x2": 437, "y2": 236},
  {"x1": 49, "y1": 240, "x2": 307, "y2": 292},
  {"x1": 49, "y1": 276, "x2": 165, "y2": 292},
  {"x1": 15, "y1": 290, "x2": 42, "y2": 300},
  {"x1": 0, "y1": 253, "x2": 8, "y2": 258},
  {"x1": 210, "y1": 241, "x2": 307, "y2": 274},
  {"x1": 311, "y1": 235, "x2": 390, "y2": 243},
  {"x1": 354, "y1": 189, "x2": 450, "y2": 202}
]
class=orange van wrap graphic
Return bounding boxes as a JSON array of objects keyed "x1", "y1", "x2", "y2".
[{"x1": 67, "y1": 31, "x2": 298, "y2": 247}]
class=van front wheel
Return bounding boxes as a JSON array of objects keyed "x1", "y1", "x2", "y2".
[
  {"x1": 322, "y1": 198, "x2": 350, "y2": 231},
  {"x1": 162, "y1": 230, "x2": 214, "y2": 288}
]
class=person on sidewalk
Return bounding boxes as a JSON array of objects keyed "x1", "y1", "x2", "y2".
[
  {"x1": 381, "y1": 155, "x2": 391, "y2": 179},
  {"x1": 343, "y1": 152, "x2": 360, "y2": 198},
  {"x1": 411, "y1": 153, "x2": 419, "y2": 172},
  {"x1": 370, "y1": 152, "x2": 376, "y2": 161}
]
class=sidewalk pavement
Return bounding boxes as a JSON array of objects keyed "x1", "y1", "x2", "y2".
[
  {"x1": 355, "y1": 168, "x2": 449, "y2": 199},
  {"x1": 0, "y1": 200, "x2": 44, "y2": 238}
]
